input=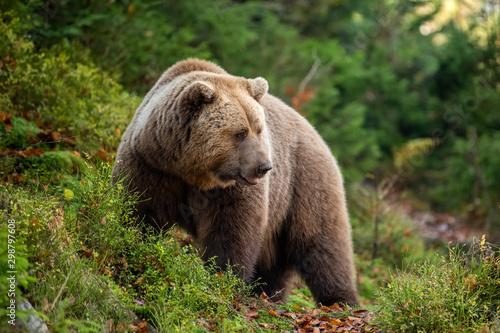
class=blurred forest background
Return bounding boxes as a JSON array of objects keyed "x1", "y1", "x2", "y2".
[{"x1": 1, "y1": 0, "x2": 500, "y2": 330}]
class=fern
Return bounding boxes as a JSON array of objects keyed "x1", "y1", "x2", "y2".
[{"x1": 393, "y1": 138, "x2": 439, "y2": 170}]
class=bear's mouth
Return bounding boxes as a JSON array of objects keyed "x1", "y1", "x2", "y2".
[
  {"x1": 239, "y1": 172, "x2": 262, "y2": 186},
  {"x1": 215, "y1": 170, "x2": 262, "y2": 186}
]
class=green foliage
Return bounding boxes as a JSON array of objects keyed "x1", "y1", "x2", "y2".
[
  {"x1": 24, "y1": 151, "x2": 85, "y2": 173},
  {"x1": 48, "y1": 299, "x2": 100, "y2": 333},
  {"x1": 21, "y1": 0, "x2": 212, "y2": 92},
  {"x1": 375, "y1": 238, "x2": 500, "y2": 332},
  {"x1": 307, "y1": 88, "x2": 381, "y2": 181},
  {"x1": 393, "y1": 138, "x2": 438, "y2": 170},
  {"x1": 0, "y1": 116, "x2": 40, "y2": 149},
  {"x1": 0, "y1": 11, "x2": 141, "y2": 152}
]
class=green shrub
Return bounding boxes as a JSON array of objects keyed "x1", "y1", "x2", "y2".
[
  {"x1": 375, "y1": 238, "x2": 500, "y2": 332},
  {"x1": 0, "y1": 11, "x2": 141, "y2": 152}
]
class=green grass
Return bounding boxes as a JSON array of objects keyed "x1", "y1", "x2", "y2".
[{"x1": 375, "y1": 238, "x2": 500, "y2": 332}]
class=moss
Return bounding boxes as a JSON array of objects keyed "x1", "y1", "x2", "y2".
[
  {"x1": 287, "y1": 288, "x2": 316, "y2": 309},
  {"x1": 24, "y1": 151, "x2": 85, "y2": 173},
  {"x1": 0, "y1": 116, "x2": 40, "y2": 149}
]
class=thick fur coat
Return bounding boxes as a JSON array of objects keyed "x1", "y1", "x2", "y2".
[{"x1": 112, "y1": 59, "x2": 359, "y2": 306}]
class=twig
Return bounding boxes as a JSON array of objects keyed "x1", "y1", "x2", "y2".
[
  {"x1": 50, "y1": 267, "x2": 73, "y2": 312},
  {"x1": 298, "y1": 51, "x2": 321, "y2": 94},
  {"x1": 468, "y1": 126, "x2": 495, "y2": 231}
]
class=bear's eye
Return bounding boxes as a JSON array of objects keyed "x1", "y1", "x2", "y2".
[
  {"x1": 257, "y1": 128, "x2": 263, "y2": 136},
  {"x1": 235, "y1": 130, "x2": 248, "y2": 140}
]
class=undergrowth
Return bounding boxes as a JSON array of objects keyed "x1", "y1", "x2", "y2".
[
  {"x1": 375, "y1": 237, "x2": 500, "y2": 332},
  {"x1": 0, "y1": 11, "x2": 141, "y2": 154},
  {"x1": 349, "y1": 178, "x2": 445, "y2": 304}
]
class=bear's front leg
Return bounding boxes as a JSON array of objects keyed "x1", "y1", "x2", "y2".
[{"x1": 189, "y1": 185, "x2": 268, "y2": 283}]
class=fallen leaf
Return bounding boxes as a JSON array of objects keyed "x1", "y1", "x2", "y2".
[
  {"x1": 330, "y1": 318, "x2": 343, "y2": 326},
  {"x1": 260, "y1": 322, "x2": 278, "y2": 329},
  {"x1": 42, "y1": 298, "x2": 50, "y2": 313},
  {"x1": 13, "y1": 173, "x2": 24, "y2": 183},
  {"x1": 309, "y1": 318, "x2": 321, "y2": 325},
  {"x1": 134, "y1": 299, "x2": 146, "y2": 306},
  {"x1": 0, "y1": 111, "x2": 12, "y2": 122},
  {"x1": 282, "y1": 312, "x2": 297, "y2": 319},
  {"x1": 245, "y1": 310, "x2": 259, "y2": 319},
  {"x1": 267, "y1": 309, "x2": 279, "y2": 317},
  {"x1": 51, "y1": 132, "x2": 62, "y2": 141},
  {"x1": 102, "y1": 267, "x2": 112, "y2": 275},
  {"x1": 352, "y1": 309, "x2": 369, "y2": 316},
  {"x1": 106, "y1": 319, "x2": 113, "y2": 331},
  {"x1": 294, "y1": 317, "x2": 311, "y2": 327},
  {"x1": 97, "y1": 148, "x2": 107, "y2": 160}
]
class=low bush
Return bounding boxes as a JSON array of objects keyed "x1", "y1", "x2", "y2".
[
  {"x1": 375, "y1": 237, "x2": 500, "y2": 332},
  {"x1": 0, "y1": 12, "x2": 141, "y2": 153}
]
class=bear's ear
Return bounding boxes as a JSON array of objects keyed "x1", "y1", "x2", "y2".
[
  {"x1": 248, "y1": 77, "x2": 268, "y2": 101},
  {"x1": 184, "y1": 81, "x2": 216, "y2": 107}
]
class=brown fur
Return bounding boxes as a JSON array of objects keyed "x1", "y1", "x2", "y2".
[{"x1": 112, "y1": 59, "x2": 359, "y2": 306}]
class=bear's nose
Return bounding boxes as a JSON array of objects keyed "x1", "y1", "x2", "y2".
[{"x1": 257, "y1": 162, "x2": 273, "y2": 176}]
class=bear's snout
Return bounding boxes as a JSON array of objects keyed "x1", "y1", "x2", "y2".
[
  {"x1": 239, "y1": 159, "x2": 272, "y2": 186},
  {"x1": 257, "y1": 162, "x2": 273, "y2": 176}
]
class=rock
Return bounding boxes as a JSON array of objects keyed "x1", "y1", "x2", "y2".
[{"x1": 15, "y1": 300, "x2": 48, "y2": 333}]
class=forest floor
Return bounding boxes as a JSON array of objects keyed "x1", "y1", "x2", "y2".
[
  {"x1": 158, "y1": 205, "x2": 489, "y2": 333},
  {"x1": 410, "y1": 210, "x2": 490, "y2": 244},
  {"x1": 266, "y1": 205, "x2": 492, "y2": 333}
]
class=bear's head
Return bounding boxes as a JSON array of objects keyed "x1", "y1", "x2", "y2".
[{"x1": 154, "y1": 72, "x2": 272, "y2": 190}]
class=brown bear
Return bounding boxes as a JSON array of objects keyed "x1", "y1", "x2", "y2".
[{"x1": 112, "y1": 58, "x2": 359, "y2": 306}]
